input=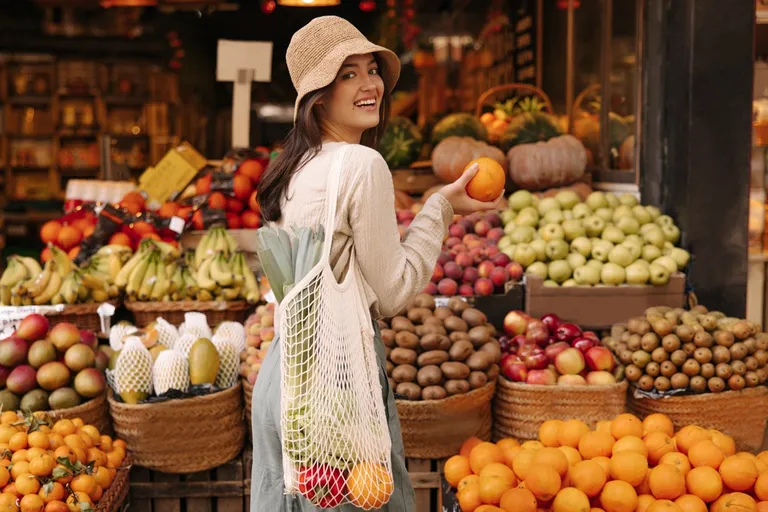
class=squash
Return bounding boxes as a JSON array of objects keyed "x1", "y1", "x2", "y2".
[
  {"x1": 499, "y1": 112, "x2": 562, "y2": 153},
  {"x1": 431, "y1": 136, "x2": 507, "y2": 183},
  {"x1": 571, "y1": 112, "x2": 630, "y2": 167},
  {"x1": 506, "y1": 134, "x2": 587, "y2": 191},
  {"x1": 431, "y1": 113, "x2": 488, "y2": 145}
]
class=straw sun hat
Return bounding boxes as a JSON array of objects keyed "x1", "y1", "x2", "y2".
[{"x1": 286, "y1": 15, "x2": 401, "y2": 123}]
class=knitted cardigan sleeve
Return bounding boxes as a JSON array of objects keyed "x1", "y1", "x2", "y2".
[{"x1": 346, "y1": 146, "x2": 454, "y2": 317}]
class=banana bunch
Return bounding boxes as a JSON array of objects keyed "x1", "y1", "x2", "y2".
[
  {"x1": 194, "y1": 250, "x2": 260, "y2": 303},
  {"x1": 0, "y1": 255, "x2": 44, "y2": 305},
  {"x1": 194, "y1": 226, "x2": 238, "y2": 268}
]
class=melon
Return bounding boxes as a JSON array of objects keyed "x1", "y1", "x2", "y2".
[
  {"x1": 499, "y1": 112, "x2": 563, "y2": 153},
  {"x1": 431, "y1": 113, "x2": 488, "y2": 145},
  {"x1": 378, "y1": 116, "x2": 423, "y2": 169}
]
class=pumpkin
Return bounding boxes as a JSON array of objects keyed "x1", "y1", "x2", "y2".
[
  {"x1": 618, "y1": 135, "x2": 635, "y2": 170},
  {"x1": 378, "y1": 116, "x2": 423, "y2": 169},
  {"x1": 431, "y1": 113, "x2": 488, "y2": 145},
  {"x1": 572, "y1": 112, "x2": 630, "y2": 167},
  {"x1": 431, "y1": 136, "x2": 507, "y2": 183},
  {"x1": 506, "y1": 134, "x2": 587, "y2": 191},
  {"x1": 499, "y1": 112, "x2": 562, "y2": 153}
]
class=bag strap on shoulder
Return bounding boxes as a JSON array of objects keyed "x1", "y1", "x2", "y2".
[{"x1": 321, "y1": 146, "x2": 350, "y2": 261}]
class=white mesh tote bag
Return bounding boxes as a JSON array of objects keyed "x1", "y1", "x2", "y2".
[{"x1": 279, "y1": 146, "x2": 393, "y2": 509}]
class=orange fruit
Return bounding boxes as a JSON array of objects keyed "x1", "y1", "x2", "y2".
[
  {"x1": 63, "y1": 435, "x2": 85, "y2": 453},
  {"x1": 79, "y1": 426, "x2": 100, "y2": 446},
  {"x1": 755, "y1": 473, "x2": 768, "y2": 501},
  {"x1": 26, "y1": 448, "x2": 45, "y2": 461},
  {"x1": 4, "y1": 483, "x2": 19, "y2": 498},
  {"x1": 459, "y1": 485, "x2": 483, "y2": 512},
  {"x1": 524, "y1": 465, "x2": 561, "y2": 501},
  {"x1": 20, "y1": 494, "x2": 44, "y2": 512},
  {"x1": 643, "y1": 414, "x2": 675, "y2": 437},
  {"x1": 106, "y1": 450, "x2": 123, "y2": 469},
  {"x1": 497, "y1": 439, "x2": 521, "y2": 451},
  {"x1": 500, "y1": 487, "x2": 537, "y2": 512},
  {"x1": 480, "y1": 464, "x2": 517, "y2": 487},
  {"x1": 29, "y1": 455, "x2": 55, "y2": 478},
  {"x1": 611, "y1": 414, "x2": 644, "y2": 440},
  {"x1": 70, "y1": 475, "x2": 96, "y2": 497},
  {"x1": 709, "y1": 431, "x2": 736, "y2": 457},
  {"x1": 465, "y1": 157, "x2": 506, "y2": 202},
  {"x1": 0, "y1": 428, "x2": 16, "y2": 445},
  {"x1": 637, "y1": 495, "x2": 656, "y2": 512},
  {"x1": 15, "y1": 474, "x2": 40, "y2": 496},
  {"x1": 38, "y1": 482, "x2": 65, "y2": 504},
  {"x1": 0, "y1": 413, "x2": 18, "y2": 426},
  {"x1": 99, "y1": 436, "x2": 113, "y2": 453},
  {"x1": 11, "y1": 451, "x2": 28, "y2": 464},
  {"x1": 26, "y1": 433, "x2": 48, "y2": 451},
  {"x1": 596, "y1": 421, "x2": 613, "y2": 435},
  {"x1": 649, "y1": 465, "x2": 686, "y2": 500},
  {"x1": 9, "y1": 433, "x2": 27, "y2": 452},
  {"x1": 711, "y1": 493, "x2": 757, "y2": 512},
  {"x1": 559, "y1": 420, "x2": 590, "y2": 449},
  {"x1": 647, "y1": 500, "x2": 683, "y2": 512},
  {"x1": 513, "y1": 450, "x2": 537, "y2": 481},
  {"x1": 459, "y1": 474, "x2": 481, "y2": 494},
  {"x1": 471, "y1": 443, "x2": 506, "y2": 475},
  {"x1": 674, "y1": 495, "x2": 708, "y2": 512},
  {"x1": 685, "y1": 466, "x2": 722, "y2": 503},
  {"x1": 600, "y1": 480, "x2": 638, "y2": 512},
  {"x1": 612, "y1": 436, "x2": 648, "y2": 458},
  {"x1": 53, "y1": 447, "x2": 75, "y2": 465},
  {"x1": 578, "y1": 431, "x2": 616, "y2": 460},
  {"x1": 675, "y1": 426, "x2": 711, "y2": 455},
  {"x1": 609, "y1": 451, "x2": 649, "y2": 487},
  {"x1": 461, "y1": 437, "x2": 485, "y2": 458},
  {"x1": 688, "y1": 440, "x2": 725, "y2": 469},
  {"x1": 645, "y1": 432, "x2": 677, "y2": 465},
  {"x1": 65, "y1": 492, "x2": 92, "y2": 512},
  {"x1": 719, "y1": 455, "x2": 759, "y2": 492},
  {"x1": 553, "y1": 487, "x2": 590, "y2": 512},
  {"x1": 52, "y1": 421, "x2": 74, "y2": 437},
  {"x1": 89, "y1": 486, "x2": 103, "y2": 503},
  {"x1": 659, "y1": 453, "x2": 692, "y2": 478},
  {"x1": 347, "y1": 462, "x2": 392, "y2": 509},
  {"x1": 0, "y1": 468, "x2": 7, "y2": 488},
  {"x1": 539, "y1": 421, "x2": 564, "y2": 448},
  {"x1": 46, "y1": 435, "x2": 63, "y2": 451},
  {"x1": 521, "y1": 441, "x2": 544, "y2": 451},
  {"x1": 480, "y1": 476, "x2": 514, "y2": 505},
  {"x1": 40, "y1": 221, "x2": 62, "y2": 245},
  {"x1": 446, "y1": 455, "x2": 473, "y2": 488},
  {"x1": 570, "y1": 460, "x2": 607, "y2": 498},
  {"x1": 559, "y1": 446, "x2": 583, "y2": 467},
  {"x1": 758, "y1": 452, "x2": 768, "y2": 465},
  {"x1": 43, "y1": 501, "x2": 67, "y2": 512},
  {"x1": 532, "y1": 448, "x2": 570, "y2": 478},
  {"x1": 591, "y1": 456, "x2": 611, "y2": 476},
  {"x1": 757, "y1": 503, "x2": 768, "y2": 512},
  {"x1": 0, "y1": 494, "x2": 18, "y2": 512},
  {"x1": 11, "y1": 462, "x2": 30, "y2": 480}
]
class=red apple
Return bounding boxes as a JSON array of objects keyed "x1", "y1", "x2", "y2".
[
  {"x1": 489, "y1": 266, "x2": 509, "y2": 288},
  {"x1": 511, "y1": 334, "x2": 530, "y2": 350},
  {"x1": 524, "y1": 351, "x2": 549, "y2": 370},
  {"x1": 437, "y1": 252, "x2": 452, "y2": 266},
  {"x1": 241, "y1": 211, "x2": 261, "y2": 229},
  {"x1": 586, "y1": 371, "x2": 618, "y2": 385},
  {"x1": 454, "y1": 253, "x2": 473, "y2": 268},
  {"x1": 540, "y1": 313, "x2": 561, "y2": 335},
  {"x1": 444, "y1": 262, "x2": 463, "y2": 281},
  {"x1": 506, "y1": 262, "x2": 524, "y2": 281},
  {"x1": 486, "y1": 227, "x2": 504, "y2": 242},
  {"x1": 503, "y1": 311, "x2": 530, "y2": 337},
  {"x1": 462, "y1": 267, "x2": 479, "y2": 284},
  {"x1": 474, "y1": 278, "x2": 494, "y2": 296},
  {"x1": 526, "y1": 369, "x2": 557, "y2": 385},
  {"x1": 437, "y1": 278, "x2": 458, "y2": 296},
  {"x1": 544, "y1": 341, "x2": 571, "y2": 363},
  {"x1": 444, "y1": 237, "x2": 462, "y2": 249},
  {"x1": 485, "y1": 245, "x2": 500, "y2": 257},
  {"x1": 491, "y1": 253, "x2": 511, "y2": 267},
  {"x1": 555, "y1": 323, "x2": 583, "y2": 343},
  {"x1": 0, "y1": 366, "x2": 9, "y2": 388},
  {"x1": 517, "y1": 343, "x2": 537, "y2": 359},
  {"x1": 485, "y1": 211, "x2": 502, "y2": 227},
  {"x1": 79, "y1": 330, "x2": 98, "y2": 351},
  {"x1": 585, "y1": 346, "x2": 616, "y2": 372},
  {"x1": 431, "y1": 264, "x2": 444, "y2": 283},
  {"x1": 15, "y1": 314, "x2": 49, "y2": 341},
  {"x1": 572, "y1": 337, "x2": 596, "y2": 355},
  {"x1": 526, "y1": 320, "x2": 550, "y2": 347},
  {"x1": 555, "y1": 348, "x2": 586, "y2": 375},
  {"x1": 463, "y1": 233, "x2": 480, "y2": 245},
  {"x1": 458, "y1": 284, "x2": 474, "y2": 296},
  {"x1": 477, "y1": 260, "x2": 495, "y2": 278},
  {"x1": 459, "y1": 218, "x2": 474, "y2": 233},
  {"x1": 558, "y1": 374, "x2": 587, "y2": 386},
  {"x1": 469, "y1": 247, "x2": 485, "y2": 263},
  {"x1": 582, "y1": 331, "x2": 600, "y2": 342},
  {"x1": 423, "y1": 282, "x2": 438, "y2": 295},
  {"x1": 502, "y1": 359, "x2": 528, "y2": 382},
  {"x1": 474, "y1": 221, "x2": 491, "y2": 237},
  {"x1": 451, "y1": 244, "x2": 468, "y2": 254},
  {"x1": 227, "y1": 197, "x2": 245, "y2": 213},
  {"x1": 226, "y1": 212, "x2": 243, "y2": 229},
  {"x1": 448, "y1": 224, "x2": 466, "y2": 238}
]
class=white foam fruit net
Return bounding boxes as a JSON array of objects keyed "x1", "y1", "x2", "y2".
[
  {"x1": 153, "y1": 349, "x2": 190, "y2": 394},
  {"x1": 182, "y1": 312, "x2": 212, "y2": 339},
  {"x1": 175, "y1": 333, "x2": 199, "y2": 357},
  {"x1": 213, "y1": 321, "x2": 246, "y2": 354},
  {"x1": 107, "y1": 337, "x2": 153, "y2": 399},
  {"x1": 213, "y1": 338, "x2": 239, "y2": 389},
  {"x1": 109, "y1": 323, "x2": 138, "y2": 351},
  {"x1": 155, "y1": 317, "x2": 180, "y2": 348}
]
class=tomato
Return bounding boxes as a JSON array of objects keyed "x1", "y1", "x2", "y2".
[{"x1": 297, "y1": 464, "x2": 346, "y2": 508}]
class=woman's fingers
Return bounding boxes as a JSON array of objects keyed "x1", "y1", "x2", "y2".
[{"x1": 456, "y1": 163, "x2": 480, "y2": 186}]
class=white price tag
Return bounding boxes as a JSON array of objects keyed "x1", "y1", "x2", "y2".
[
  {"x1": 0, "y1": 305, "x2": 65, "y2": 338},
  {"x1": 433, "y1": 296, "x2": 467, "y2": 308},
  {"x1": 97, "y1": 302, "x2": 117, "y2": 335},
  {"x1": 94, "y1": 203, "x2": 105, "y2": 216},
  {"x1": 169, "y1": 216, "x2": 185, "y2": 234}
]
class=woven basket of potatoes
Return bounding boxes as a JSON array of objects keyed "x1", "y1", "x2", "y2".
[{"x1": 380, "y1": 293, "x2": 500, "y2": 459}]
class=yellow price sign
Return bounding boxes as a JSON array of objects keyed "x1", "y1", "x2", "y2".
[{"x1": 139, "y1": 142, "x2": 207, "y2": 209}]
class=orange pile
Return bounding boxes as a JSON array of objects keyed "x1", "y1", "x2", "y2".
[
  {"x1": 0, "y1": 411, "x2": 127, "y2": 512},
  {"x1": 445, "y1": 413, "x2": 768, "y2": 512}
]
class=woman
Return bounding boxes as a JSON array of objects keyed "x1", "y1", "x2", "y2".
[{"x1": 251, "y1": 16, "x2": 502, "y2": 511}]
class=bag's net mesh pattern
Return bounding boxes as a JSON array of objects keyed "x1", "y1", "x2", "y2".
[
  {"x1": 152, "y1": 349, "x2": 190, "y2": 394},
  {"x1": 108, "y1": 337, "x2": 153, "y2": 398},
  {"x1": 214, "y1": 338, "x2": 239, "y2": 389},
  {"x1": 213, "y1": 321, "x2": 246, "y2": 354}
]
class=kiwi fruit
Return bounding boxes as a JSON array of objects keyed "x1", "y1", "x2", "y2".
[
  {"x1": 690, "y1": 375, "x2": 707, "y2": 392},
  {"x1": 682, "y1": 343, "x2": 697, "y2": 356},
  {"x1": 731, "y1": 360, "x2": 747, "y2": 376},
  {"x1": 638, "y1": 375, "x2": 655, "y2": 391},
  {"x1": 443, "y1": 316, "x2": 469, "y2": 333},
  {"x1": 712, "y1": 346, "x2": 731, "y2": 364},
  {"x1": 693, "y1": 348, "x2": 712, "y2": 364},
  {"x1": 433, "y1": 307, "x2": 453, "y2": 321},
  {"x1": 675, "y1": 325, "x2": 695, "y2": 342},
  {"x1": 604, "y1": 338, "x2": 620, "y2": 352},
  {"x1": 660, "y1": 360, "x2": 677, "y2": 378},
  {"x1": 700, "y1": 363, "x2": 715, "y2": 379},
  {"x1": 654, "y1": 376, "x2": 671, "y2": 392},
  {"x1": 461, "y1": 308, "x2": 487, "y2": 328},
  {"x1": 625, "y1": 365, "x2": 642, "y2": 382},
  {"x1": 651, "y1": 347, "x2": 669, "y2": 363},
  {"x1": 714, "y1": 330, "x2": 735, "y2": 348},
  {"x1": 631, "y1": 351, "x2": 652, "y2": 369},
  {"x1": 447, "y1": 297, "x2": 469, "y2": 314},
  {"x1": 715, "y1": 363, "x2": 733, "y2": 380},
  {"x1": 671, "y1": 373, "x2": 690, "y2": 390},
  {"x1": 682, "y1": 359, "x2": 701, "y2": 377},
  {"x1": 670, "y1": 350, "x2": 688, "y2": 367},
  {"x1": 693, "y1": 331, "x2": 714, "y2": 348},
  {"x1": 707, "y1": 377, "x2": 726, "y2": 393},
  {"x1": 745, "y1": 356, "x2": 759, "y2": 372},
  {"x1": 727, "y1": 374, "x2": 746, "y2": 390},
  {"x1": 641, "y1": 333, "x2": 660, "y2": 352},
  {"x1": 645, "y1": 362, "x2": 661, "y2": 378},
  {"x1": 730, "y1": 343, "x2": 748, "y2": 361},
  {"x1": 745, "y1": 371, "x2": 760, "y2": 388}
]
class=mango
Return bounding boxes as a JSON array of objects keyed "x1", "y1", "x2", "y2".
[{"x1": 189, "y1": 338, "x2": 220, "y2": 385}]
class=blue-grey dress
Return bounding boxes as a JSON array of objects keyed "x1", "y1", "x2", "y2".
[{"x1": 250, "y1": 323, "x2": 415, "y2": 511}]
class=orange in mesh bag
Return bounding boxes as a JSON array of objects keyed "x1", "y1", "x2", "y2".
[{"x1": 257, "y1": 147, "x2": 393, "y2": 508}]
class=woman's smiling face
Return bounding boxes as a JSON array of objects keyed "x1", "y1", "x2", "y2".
[{"x1": 319, "y1": 53, "x2": 385, "y2": 136}]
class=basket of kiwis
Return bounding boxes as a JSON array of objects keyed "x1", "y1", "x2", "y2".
[
  {"x1": 380, "y1": 293, "x2": 500, "y2": 459},
  {"x1": 606, "y1": 305, "x2": 768, "y2": 452}
]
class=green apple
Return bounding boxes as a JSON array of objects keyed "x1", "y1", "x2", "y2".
[
  {"x1": 649, "y1": 263, "x2": 670, "y2": 285},
  {"x1": 586, "y1": 191, "x2": 609, "y2": 211},
  {"x1": 619, "y1": 241, "x2": 642, "y2": 261},
  {"x1": 539, "y1": 223, "x2": 565, "y2": 242},
  {"x1": 584, "y1": 216, "x2": 606, "y2": 237},
  {"x1": 612, "y1": 205, "x2": 634, "y2": 223},
  {"x1": 645, "y1": 205, "x2": 662, "y2": 220},
  {"x1": 566, "y1": 252, "x2": 587, "y2": 269},
  {"x1": 514, "y1": 244, "x2": 537, "y2": 267},
  {"x1": 508, "y1": 190, "x2": 533, "y2": 211},
  {"x1": 498, "y1": 236, "x2": 513, "y2": 250},
  {"x1": 511, "y1": 226, "x2": 535, "y2": 244},
  {"x1": 526, "y1": 261, "x2": 549, "y2": 279},
  {"x1": 643, "y1": 229, "x2": 666, "y2": 250},
  {"x1": 653, "y1": 256, "x2": 678, "y2": 275},
  {"x1": 663, "y1": 241, "x2": 675, "y2": 255},
  {"x1": 631, "y1": 205, "x2": 652, "y2": 225},
  {"x1": 619, "y1": 193, "x2": 639, "y2": 207},
  {"x1": 602, "y1": 225, "x2": 626, "y2": 244},
  {"x1": 601, "y1": 262, "x2": 626, "y2": 285},
  {"x1": 572, "y1": 203, "x2": 592, "y2": 220},
  {"x1": 548, "y1": 260, "x2": 572, "y2": 283},
  {"x1": 502, "y1": 246, "x2": 516, "y2": 259},
  {"x1": 655, "y1": 214, "x2": 675, "y2": 227},
  {"x1": 640, "y1": 223, "x2": 660, "y2": 236},
  {"x1": 608, "y1": 245, "x2": 635, "y2": 267},
  {"x1": 562, "y1": 279, "x2": 578, "y2": 287},
  {"x1": 555, "y1": 190, "x2": 581, "y2": 210},
  {"x1": 562, "y1": 219, "x2": 586, "y2": 241},
  {"x1": 617, "y1": 216, "x2": 641, "y2": 235},
  {"x1": 515, "y1": 213, "x2": 538, "y2": 228},
  {"x1": 504, "y1": 222, "x2": 517, "y2": 235},
  {"x1": 591, "y1": 240, "x2": 615, "y2": 262},
  {"x1": 570, "y1": 237, "x2": 592, "y2": 258},
  {"x1": 530, "y1": 239, "x2": 547, "y2": 261},
  {"x1": 669, "y1": 248, "x2": 690, "y2": 270},
  {"x1": 641, "y1": 244, "x2": 663, "y2": 262},
  {"x1": 586, "y1": 259, "x2": 604, "y2": 272},
  {"x1": 546, "y1": 239, "x2": 570, "y2": 261},
  {"x1": 543, "y1": 280, "x2": 560, "y2": 287},
  {"x1": 538, "y1": 197, "x2": 561, "y2": 216},
  {"x1": 662, "y1": 224, "x2": 681, "y2": 244},
  {"x1": 574, "y1": 265, "x2": 600, "y2": 285},
  {"x1": 501, "y1": 209, "x2": 516, "y2": 225},
  {"x1": 595, "y1": 207, "x2": 614, "y2": 223},
  {"x1": 625, "y1": 262, "x2": 650, "y2": 285},
  {"x1": 605, "y1": 193, "x2": 620, "y2": 209},
  {"x1": 625, "y1": 234, "x2": 643, "y2": 245},
  {"x1": 563, "y1": 210, "x2": 574, "y2": 221},
  {"x1": 543, "y1": 210, "x2": 565, "y2": 225}
]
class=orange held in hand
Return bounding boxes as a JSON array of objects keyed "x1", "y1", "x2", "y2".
[{"x1": 464, "y1": 158, "x2": 506, "y2": 202}]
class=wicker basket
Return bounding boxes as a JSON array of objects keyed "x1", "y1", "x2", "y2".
[
  {"x1": 243, "y1": 378, "x2": 253, "y2": 441},
  {"x1": 95, "y1": 452, "x2": 132, "y2": 511},
  {"x1": 124, "y1": 300, "x2": 252, "y2": 328},
  {"x1": 107, "y1": 383, "x2": 246, "y2": 473},
  {"x1": 396, "y1": 381, "x2": 496, "y2": 459},
  {"x1": 494, "y1": 378, "x2": 629, "y2": 441},
  {"x1": 627, "y1": 386, "x2": 768, "y2": 452},
  {"x1": 48, "y1": 393, "x2": 112, "y2": 436},
  {"x1": 46, "y1": 301, "x2": 120, "y2": 334}
]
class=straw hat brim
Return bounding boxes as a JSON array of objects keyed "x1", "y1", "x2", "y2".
[{"x1": 292, "y1": 39, "x2": 400, "y2": 123}]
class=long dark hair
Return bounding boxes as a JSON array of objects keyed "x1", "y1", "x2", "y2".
[{"x1": 259, "y1": 73, "x2": 392, "y2": 223}]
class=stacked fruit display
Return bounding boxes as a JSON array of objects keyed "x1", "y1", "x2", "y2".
[
  {"x1": 499, "y1": 189, "x2": 690, "y2": 286},
  {"x1": 39, "y1": 208, "x2": 98, "y2": 262},
  {"x1": 107, "y1": 315, "x2": 243, "y2": 404},
  {"x1": 0, "y1": 244, "x2": 132, "y2": 306},
  {"x1": 240, "y1": 304, "x2": 275, "y2": 385},
  {"x1": 0, "y1": 315, "x2": 107, "y2": 413},
  {"x1": 119, "y1": 226, "x2": 260, "y2": 303},
  {"x1": 606, "y1": 305, "x2": 768, "y2": 393},
  {"x1": 444, "y1": 412, "x2": 768, "y2": 512},
  {"x1": 382, "y1": 294, "x2": 501, "y2": 400},
  {"x1": 0, "y1": 411, "x2": 128, "y2": 511},
  {"x1": 499, "y1": 311, "x2": 621, "y2": 386}
]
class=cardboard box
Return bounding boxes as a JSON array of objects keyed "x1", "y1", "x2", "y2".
[{"x1": 525, "y1": 273, "x2": 687, "y2": 329}]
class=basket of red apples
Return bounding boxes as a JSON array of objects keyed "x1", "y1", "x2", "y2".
[{"x1": 493, "y1": 311, "x2": 628, "y2": 441}]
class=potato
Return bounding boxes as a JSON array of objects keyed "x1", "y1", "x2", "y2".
[
  {"x1": 421, "y1": 386, "x2": 447, "y2": 400},
  {"x1": 444, "y1": 316, "x2": 469, "y2": 333},
  {"x1": 434, "y1": 307, "x2": 453, "y2": 321},
  {"x1": 390, "y1": 347, "x2": 418, "y2": 365},
  {"x1": 486, "y1": 364, "x2": 500, "y2": 380},
  {"x1": 395, "y1": 331, "x2": 420, "y2": 350},
  {"x1": 469, "y1": 371, "x2": 488, "y2": 389},
  {"x1": 390, "y1": 316, "x2": 416, "y2": 333},
  {"x1": 417, "y1": 350, "x2": 450, "y2": 367},
  {"x1": 448, "y1": 297, "x2": 469, "y2": 314},
  {"x1": 407, "y1": 307, "x2": 433, "y2": 324},
  {"x1": 391, "y1": 364, "x2": 417, "y2": 383},
  {"x1": 444, "y1": 379, "x2": 470, "y2": 395},
  {"x1": 440, "y1": 361, "x2": 471, "y2": 380},
  {"x1": 421, "y1": 323, "x2": 448, "y2": 336},
  {"x1": 412, "y1": 293, "x2": 436, "y2": 311},
  {"x1": 466, "y1": 351, "x2": 492, "y2": 371},
  {"x1": 461, "y1": 308, "x2": 488, "y2": 328},
  {"x1": 421, "y1": 386, "x2": 448, "y2": 400},
  {"x1": 385, "y1": 360, "x2": 394, "y2": 376},
  {"x1": 396, "y1": 382, "x2": 422, "y2": 400},
  {"x1": 449, "y1": 340, "x2": 474, "y2": 362},
  {"x1": 468, "y1": 326, "x2": 491, "y2": 347},
  {"x1": 449, "y1": 332, "x2": 471, "y2": 343},
  {"x1": 417, "y1": 365, "x2": 443, "y2": 387},
  {"x1": 380, "y1": 329, "x2": 396, "y2": 348},
  {"x1": 478, "y1": 340, "x2": 502, "y2": 363}
]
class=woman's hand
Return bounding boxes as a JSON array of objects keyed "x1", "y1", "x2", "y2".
[{"x1": 438, "y1": 163, "x2": 506, "y2": 216}]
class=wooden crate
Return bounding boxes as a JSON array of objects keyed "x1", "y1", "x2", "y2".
[{"x1": 128, "y1": 454, "x2": 247, "y2": 512}]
